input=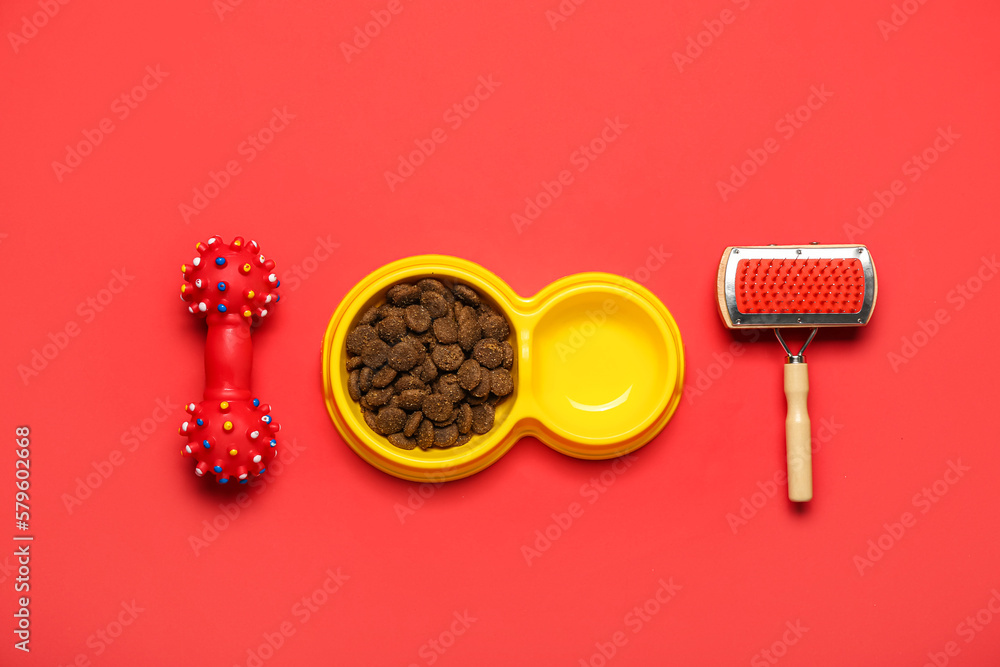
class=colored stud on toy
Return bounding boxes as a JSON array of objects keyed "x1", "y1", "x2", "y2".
[{"x1": 178, "y1": 235, "x2": 282, "y2": 484}]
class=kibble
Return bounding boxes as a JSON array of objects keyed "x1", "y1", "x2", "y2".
[
  {"x1": 422, "y1": 393, "x2": 454, "y2": 422},
  {"x1": 432, "y1": 317, "x2": 459, "y2": 344},
  {"x1": 457, "y1": 359, "x2": 482, "y2": 391},
  {"x1": 472, "y1": 338, "x2": 504, "y2": 369},
  {"x1": 398, "y1": 389, "x2": 427, "y2": 411},
  {"x1": 481, "y1": 315, "x2": 509, "y2": 340},
  {"x1": 431, "y1": 344, "x2": 464, "y2": 372},
  {"x1": 420, "y1": 290, "x2": 451, "y2": 318},
  {"x1": 490, "y1": 368, "x2": 513, "y2": 397},
  {"x1": 434, "y1": 424, "x2": 459, "y2": 447},
  {"x1": 348, "y1": 370, "x2": 361, "y2": 401},
  {"x1": 377, "y1": 315, "x2": 407, "y2": 344},
  {"x1": 416, "y1": 419, "x2": 435, "y2": 449},
  {"x1": 404, "y1": 333, "x2": 428, "y2": 354},
  {"x1": 388, "y1": 433, "x2": 417, "y2": 449},
  {"x1": 361, "y1": 339, "x2": 389, "y2": 368},
  {"x1": 404, "y1": 305, "x2": 432, "y2": 332},
  {"x1": 457, "y1": 403, "x2": 472, "y2": 434},
  {"x1": 359, "y1": 366, "x2": 373, "y2": 393},
  {"x1": 395, "y1": 374, "x2": 427, "y2": 393},
  {"x1": 388, "y1": 283, "x2": 421, "y2": 306},
  {"x1": 376, "y1": 406, "x2": 407, "y2": 435},
  {"x1": 377, "y1": 304, "x2": 404, "y2": 320},
  {"x1": 457, "y1": 308, "x2": 482, "y2": 352},
  {"x1": 345, "y1": 279, "x2": 514, "y2": 450},
  {"x1": 372, "y1": 365, "x2": 397, "y2": 388},
  {"x1": 435, "y1": 409, "x2": 458, "y2": 427},
  {"x1": 346, "y1": 325, "x2": 379, "y2": 355},
  {"x1": 359, "y1": 305, "x2": 380, "y2": 326},
  {"x1": 470, "y1": 371, "x2": 491, "y2": 398},
  {"x1": 418, "y1": 278, "x2": 449, "y2": 296},
  {"x1": 453, "y1": 284, "x2": 480, "y2": 307},
  {"x1": 366, "y1": 386, "x2": 393, "y2": 408},
  {"x1": 470, "y1": 404, "x2": 495, "y2": 434},
  {"x1": 436, "y1": 374, "x2": 466, "y2": 403},
  {"x1": 403, "y1": 411, "x2": 423, "y2": 437},
  {"x1": 416, "y1": 357, "x2": 438, "y2": 383},
  {"x1": 388, "y1": 341, "x2": 420, "y2": 372}
]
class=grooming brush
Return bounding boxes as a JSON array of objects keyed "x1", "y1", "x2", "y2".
[{"x1": 716, "y1": 244, "x2": 877, "y2": 502}]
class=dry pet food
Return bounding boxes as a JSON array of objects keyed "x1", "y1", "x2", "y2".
[{"x1": 345, "y1": 279, "x2": 514, "y2": 450}]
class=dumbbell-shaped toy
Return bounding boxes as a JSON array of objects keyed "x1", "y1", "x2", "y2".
[{"x1": 178, "y1": 235, "x2": 282, "y2": 484}]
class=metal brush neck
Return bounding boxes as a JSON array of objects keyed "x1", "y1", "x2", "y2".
[{"x1": 775, "y1": 328, "x2": 818, "y2": 364}]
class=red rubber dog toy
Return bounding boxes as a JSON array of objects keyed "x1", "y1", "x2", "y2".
[{"x1": 178, "y1": 235, "x2": 281, "y2": 485}]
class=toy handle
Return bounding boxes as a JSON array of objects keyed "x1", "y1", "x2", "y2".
[
  {"x1": 784, "y1": 362, "x2": 812, "y2": 502},
  {"x1": 204, "y1": 314, "x2": 253, "y2": 401}
]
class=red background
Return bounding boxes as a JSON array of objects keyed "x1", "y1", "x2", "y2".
[{"x1": 3, "y1": 0, "x2": 999, "y2": 665}]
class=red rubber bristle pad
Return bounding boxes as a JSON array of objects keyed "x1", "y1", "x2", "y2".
[{"x1": 735, "y1": 258, "x2": 866, "y2": 314}]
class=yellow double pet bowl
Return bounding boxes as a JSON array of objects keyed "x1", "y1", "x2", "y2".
[{"x1": 322, "y1": 256, "x2": 684, "y2": 482}]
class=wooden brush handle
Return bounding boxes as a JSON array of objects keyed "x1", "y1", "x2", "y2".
[{"x1": 784, "y1": 363, "x2": 812, "y2": 502}]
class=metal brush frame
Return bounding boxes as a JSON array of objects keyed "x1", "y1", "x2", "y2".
[
  {"x1": 723, "y1": 245, "x2": 877, "y2": 328},
  {"x1": 775, "y1": 328, "x2": 817, "y2": 364}
]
